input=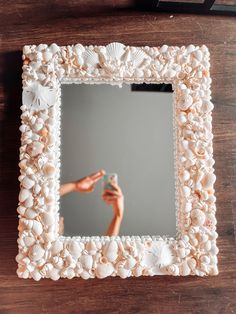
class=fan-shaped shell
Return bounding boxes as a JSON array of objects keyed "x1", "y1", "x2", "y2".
[
  {"x1": 131, "y1": 48, "x2": 148, "y2": 67},
  {"x1": 106, "y1": 42, "x2": 125, "y2": 60},
  {"x1": 83, "y1": 49, "x2": 99, "y2": 67}
]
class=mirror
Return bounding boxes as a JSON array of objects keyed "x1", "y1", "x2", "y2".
[{"x1": 60, "y1": 84, "x2": 175, "y2": 237}]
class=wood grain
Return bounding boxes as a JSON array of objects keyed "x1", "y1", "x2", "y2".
[{"x1": 0, "y1": 2, "x2": 236, "y2": 313}]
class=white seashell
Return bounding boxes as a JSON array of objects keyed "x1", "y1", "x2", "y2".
[
  {"x1": 80, "y1": 270, "x2": 90, "y2": 280},
  {"x1": 201, "y1": 173, "x2": 216, "y2": 189},
  {"x1": 79, "y1": 255, "x2": 93, "y2": 270},
  {"x1": 24, "y1": 208, "x2": 37, "y2": 219},
  {"x1": 43, "y1": 163, "x2": 55, "y2": 177},
  {"x1": 95, "y1": 262, "x2": 114, "y2": 279},
  {"x1": 209, "y1": 265, "x2": 219, "y2": 276},
  {"x1": 19, "y1": 189, "x2": 30, "y2": 203},
  {"x1": 27, "y1": 141, "x2": 44, "y2": 157},
  {"x1": 167, "y1": 264, "x2": 179, "y2": 276},
  {"x1": 160, "y1": 45, "x2": 168, "y2": 53},
  {"x1": 133, "y1": 265, "x2": 143, "y2": 277},
  {"x1": 184, "y1": 202, "x2": 192, "y2": 213},
  {"x1": 187, "y1": 258, "x2": 197, "y2": 270},
  {"x1": 191, "y1": 209, "x2": 206, "y2": 226},
  {"x1": 106, "y1": 42, "x2": 125, "y2": 60},
  {"x1": 23, "y1": 236, "x2": 36, "y2": 247},
  {"x1": 32, "y1": 220, "x2": 43, "y2": 236},
  {"x1": 43, "y1": 50, "x2": 53, "y2": 62},
  {"x1": 125, "y1": 256, "x2": 136, "y2": 269},
  {"x1": 131, "y1": 48, "x2": 148, "y2": 67},
  {"x1": 49, "y1": 43, "x2": 60, "y2": 54},
  {"x1": 186, "y1": 45, "x2": 195, "y2": 54},
  {"x1": 122, "y1": 48, "x2": 131, "y2": 63},
  {"x1": 182, "y1": 170, "x2": 190, "y2": 181},
  {"x1": 52, "y1": 256, "x2": 64, "y2": 269},
  {"x1": 102, "y1": 240, "x2": 118, "y2": 263},
  {"x1": 182, "y1": 186, "x2": 191, "y2": 197},
  {"x1": 51, "y1": 240, "x2": 63, "y2": 255},
  {"x1": 177, "y1": 112, "x2": 187, "y2": 125},
  {"x1": 29, "y1": 244, "x2": 44, "y2": 261},
  {"x1": 22, "y1": 177, "x2": 34, "y2": 190},
  {"x1": 68, "y1": 241, "x2": 82, "y2": 259},
  {"x1": 24, "y1": 194, "x2": 34, "y2": 208},
  {"x1": 83, "y1": 49, "x2": 99, "y2": 67},
  {"x1": 49, "y1": 268, "x2": 60, "y2": 281},
  {"x1": 193, "y1": 49, "x2": 203, "y2": 62},
  {"x1": 202, "y1": 100, "x2": 214, "y2": 113},
  {"x1": 32, "y1": 269, "x2": 42, "y2": 281},
  {"x1": 17, "y1": 205, "x2": 26, "y2": 215},
  {"x1": 85, "y1": 240, "x2": 97, "y2": 255},
  {"x1": 41, "y1": 212, "x2": 55, "y2": 226},
  {"x1": 181, "y1": 261, "x2": 191, "y2": 276},
  {"x1": 180, "y1": 94, "x2": 193, "y2": 110},
  {"x1": 117, "y1": 267, "x2": 131, "y2": 279}
]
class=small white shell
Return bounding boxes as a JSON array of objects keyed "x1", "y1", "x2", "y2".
[
  {"x1": 19, "y1": 189, "x2": 31, "y2": 203},
  {"x1": 191, "y1": 209, "x2": 206, "y2": 226},
  {"x1": 32, "y1": 220, "x2": 43, "y2": 236},
  {"x1": 29, "y1": 244, "x2": 44, "y2": 261},
  {"x1": 102, "y1": 240, "x2": 118, "y2": 263},
  {"x1": 95, "y1": 262, "x2": 114, "y2": 279},
  {"x1": 27, "y1": 141, "x2": 44, "y2": 157},
  {"x1": 201, "y1": 173, "x2": 216, "y2": 189},
  {"x1": 79, "y1": 255, "x2": 93, "y2": 270},
  {"x1": 41, "y1": 212, "x2": 55, "y2": 226},
  {"x1": 125, "y1": 256, "x2": 136, "y2": 269},
  {"x1": 106, "y1": 42, "x2": 125, "y2": 60},
  {"x1": 83, "y1": 49, "x2": 99, "y2": 67},
  {"x1": 117, "y1": 267, "x2": 131, "y2": 279},
  {"x1": 23, "y1": 236, "x2": 36, "y2": 247},
  {"x1": 22, "y1": 176, "x2": 34, "y2": 189},
  {"x1": 180, "y1": 261, "x2": 191, "y2": 276},
  {"x1": 24, "y1": 208, "x2": 38, "y2": 219},
  {"x1": 43, "y1": 163, "x2": 55, "y2": 177},
  {"x1": 68, "y1": 241, "x2": 82, "y2": 259},
  {"x1": 51, "y1": 240, "x2": 63, "y2": 255}
]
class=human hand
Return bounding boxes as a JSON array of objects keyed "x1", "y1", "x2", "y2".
[
  {"x1": 74, "y1": 170, "x2": 105, "y2": 193},
  {"x1": 102, "y1": 182, "x2": 124, "y2": 219}
]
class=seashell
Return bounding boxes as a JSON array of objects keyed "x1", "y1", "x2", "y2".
[
  {"x1": 32, "y1": 220, "x2": 43, "y2": 235},
  {"x1": 201, "y1": 100, "x2": 214, "y2": 113},
  {"x1": 49, "y1": 43, "x2": 60, "y2": 54},
  {"x1": 133, "y1": 265, "x2": 143, "y2": 277},
  {"x1": 27, "y1": 141, "x2": 44, "y2": 157},
  {"x1": 102, "y1": 240, "x2": 118, "y2": 263},
  {"x1": 24, "y1": 194, "x2": 34, "y2": 208},
  {"x1": 191, "y1": 209, "x2": 206, "y2": 226},
  {"x1": 182, "y1": 186, "x2": 191, "y2": 197},
  {"x1": 122, "y1": 48, "x2": 131, "y2": 63},
  {"x1": 68, "y1": 241, "x2": 82, "y2": 259},
  {"x1": 83, "y1": 49, "x2": 99, "y2": 67},
  {"x1": 178, "y1": 247, "x2": 188, "y2": 259},
  {"x1": 29, "y1": 244, "x2": 44, "y2": 261},
  {"x1": 51, "y1": 240, "x2": 63, "y2": 255},
  {"x1": 159, "y1": 45, "x2": 168, "y2": 53},
  {"x1": 22, "y1": 176, "x2": 34, "y2": 190},
  {"x1": 52, "y1": 256, "x2": 64, "y2": 269},
  {"x1": 167, "y1": 264, "x2": 179, "y2": 276},
  {"x1": 79, "y1": 255, "x2": 93, "y2": 270},
  {"x1": 186, "y1": 45, "x2": 195, "y2": 54},
  {"x1": 33, "y1": 184, "x2": 41, "y2": 195},
  {"x1": 17, "y1": 205, "x2": 26, "y2": 215},
  {"x1": 177, "y1": 112, "x2": 187, "y2": 125},
  {"x1": 201, "y1": 173, "x2": 216, "y2": 189},
  {"x1": 209, "y1": 265, "x2": 219, "y2": 276},
  {"x1": 41, "y1": 212, "x2": 55, "y2": 226},
  {"x1": 182, "y1": 170, "x2": 190, "y2": 182},
  {"x1": 180, "y1": 94, "x2": 193, "y2": 110},
  {"x1": 131, "y1": 48, "x2": 148, "y2": 67},
  {"x1": 210, "y1": 244, "x2": 219, "y2": 255},
  {"x1": 181, "y1": 261, "x2": 191, "y2": 276},
  {"x1": 19, "y1": 189, "x2": 31, "y2": 203},
  {"x1": 32, "y1": 269, "x2": 42, "y2": 281},
  {"x1": 95, "y1": 262, "x2": 114, "y2": 279},
  {"x1": 85, "y1": 240, "x2": 97, "y2": 255},
  {"x1": 43, "y1": 50, "x2": 53, "y2": 62},
  {"x1": 49, "y1": 268, "x2": 60, "y2": 281},
  {"x1": 23, "y1": 236, "x2": 36, "y2": 247},
  {"x1": 117, "y1": 267, "x2": 131, "y2": 279},
  {"x1": 80, "y1": 270, "x2": 90, "y2": 280},
  {"x1": 106, "y1": 42, "x2": 125, "y2": 60},
  {"x1": 187, "y1": 258, "x2": 197, "y2": 270},
  {"x1": 24, "y1": 208, "x2": 37, "y2": 219},
  {"x1": 43, "y1": 163, "x2": 55, "y2": 177},
  {"x1": 193, "y1": 49, "x2": 203, "y2": 62},
  {"x1": 184, "y1": 202, "x2": 192, "y2": 213},
  {"x1": 125, "y1": 256, "x2": 136, "y2": 270}
]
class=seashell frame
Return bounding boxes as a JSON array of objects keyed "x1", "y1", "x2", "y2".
[{"x1": 17, "y1": 43, "x2": 218, "y2": 280}]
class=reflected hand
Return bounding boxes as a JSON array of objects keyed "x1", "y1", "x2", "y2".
[
  {"x1": 74, "y1": 169, "x2": 105, "y2": 193},
  {"x1": 102, "y1": 182, "x2": 124, "y2": 219}
]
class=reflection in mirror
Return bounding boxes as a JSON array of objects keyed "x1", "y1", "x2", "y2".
[{"x1": 60, "y1": 84, "x2": 175, "y2": 237}]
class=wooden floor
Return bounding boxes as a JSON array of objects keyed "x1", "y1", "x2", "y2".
[{"x1": 0, "y1": 2, "x2": 236, "y2": 313}]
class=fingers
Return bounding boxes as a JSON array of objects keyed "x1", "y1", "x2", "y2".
[{"x1": 90, "y1": 169, "x2": 106, "y2": 183}]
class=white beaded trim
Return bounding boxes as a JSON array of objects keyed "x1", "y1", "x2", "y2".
[{"x1": 16, "y1": 43, "x2": 218, "y2": 280}]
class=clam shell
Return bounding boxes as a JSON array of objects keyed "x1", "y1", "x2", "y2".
[
  {"x1": 106, "y1": 42, "x2": 125, "y2": 60},
  {"x1": 95, "y1": 262, "x2": 114, "y2": 279},
  {"x1": 83, "y1": 49, "x2": 99, "y2": 67},
  {"x1": 29, "y1": 244, "x2": 44, "y2": 261}
]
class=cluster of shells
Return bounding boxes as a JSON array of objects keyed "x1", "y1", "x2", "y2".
[{"x1": 17, "y1": 43, "x2": 218, "y2": 280}]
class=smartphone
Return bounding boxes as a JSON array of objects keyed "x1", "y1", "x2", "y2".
[{"x1": 103, "y1": 173, "x2": 118, "y2": 191}]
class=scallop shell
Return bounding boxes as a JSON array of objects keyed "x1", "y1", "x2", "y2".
[
  {"x1": 95, "y1": 262, "x2": 114, "y2": 279},
  {"x1": 29, "y1": 244, "x2": 45, "y2": 261},
  {"x1": 106, "y1": 42, "x2": 125, "y2": 60},
  {"x1": 131, "y1": 48, "x2": 148, "y2": 67},
  {"x1": 83, "y1": 49, "x2": 99, "y2": 67}
]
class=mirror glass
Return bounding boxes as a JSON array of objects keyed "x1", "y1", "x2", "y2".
[{"x1": 60, "y1": 84, "x2": 175, "y2": 237}]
